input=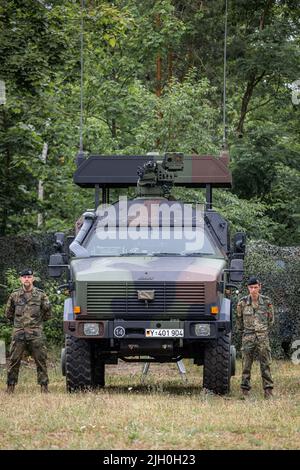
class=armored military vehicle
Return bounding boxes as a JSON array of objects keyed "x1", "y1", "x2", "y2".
[{"x1": 49, "y1": 150, "x2": 245, "y2": 394}]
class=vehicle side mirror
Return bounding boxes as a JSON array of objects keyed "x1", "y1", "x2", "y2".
[
  {"x1": 229, "y1": 258, "x2": 244, "y2": 283},
  {"x1": 49, "y1": 253, "x2": 64, "y2": 278},
  {"x1": 233, "y1": 232, "x2": 246, "y2": 257},
  {"x1": 54, "y1": 232, "x2": 65, "y2": 252}
]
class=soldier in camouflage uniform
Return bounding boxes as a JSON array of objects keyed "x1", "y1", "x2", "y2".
[
  {"x1": 236, "y1": 276, "x2": 274, "y2": 399},
  {"x1": 5, "y1": 269, "x2": 52, "y2": 393}
]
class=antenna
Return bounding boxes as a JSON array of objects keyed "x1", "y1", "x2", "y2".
[
  {"x1": 76, "y1": 0, "x2": 85, "y2": 167},
  {"x1": 222, "y1": 0, "x2": 228, "y2": 147}
]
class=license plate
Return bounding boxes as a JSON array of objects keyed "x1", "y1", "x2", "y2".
[{"x1": 145, "y1": 329, "x2": 184, "y2": 338}]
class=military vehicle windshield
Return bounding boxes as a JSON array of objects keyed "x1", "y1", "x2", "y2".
[{"x1": 84, "y1": 226, "x2": 222, "y2": 257}]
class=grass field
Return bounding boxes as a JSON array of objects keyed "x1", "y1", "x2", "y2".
[{"x1": 0, "y1": 357, "x2": 299, "y2": 450}]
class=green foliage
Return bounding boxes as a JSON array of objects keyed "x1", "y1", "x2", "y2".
[
  {"x1": 265, "y1": 163, "x2": 300, "y2": 244},
  {"x1": 120, "y1": 73, "x2": 219, "y2": 154},
  {"x1": 174, "y1": 186, "x2": 280, "y2": 242},
  {"x1": 0, "y1": 0, "x2": 299, "y2": 243},
  {"x1": 0, "y1": 268, "x2": 18, "y2": 346},
  {"x1": 214, "y1": 190, "x2": 281, "y2": 242},
  {"x1": 231, "y1": 130, "x2": 278, "y2": 199},
  {"x1": 42, "y1": 282, "x2": 64, "y2": 345},
  {"x1": 4, "y1": 268, "x2": 21, "y2": 292},
  {"x1": 230, "y1": 126, "x2": 300, "y2": 244}
]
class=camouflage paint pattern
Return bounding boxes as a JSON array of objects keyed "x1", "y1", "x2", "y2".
[
  {"x1": 236, "y1": 294, "x2": 274, "y2": 333},
  {"x1": 240, "y1": 332, "x2": 273, "y2": 390},
  {"x1": 7, "y1": 330, "x2": 49, "y2": 385},
  {"x1": 71, "y1": 256, "x2": 226, "y2": 319},
  {"x1": 5, "y1": 287, "x2": 51, "y2": 385},
  {"x1": 5, "y1": 287, "x2": 52, "y2": 330},
  {"x1": 70, "y1": 197, "x2": 227, "y2": 321},
  {"x1": 237, "y1": 294, "x2": 274, "y2": 390}
]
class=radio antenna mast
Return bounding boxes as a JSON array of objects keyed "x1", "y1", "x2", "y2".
[
  {"x1": 222, "y1": 0, "x2": 228, "y2": 148},
  {"x1": 76, "y1": 0, "x2": 85, "y2": 167}
]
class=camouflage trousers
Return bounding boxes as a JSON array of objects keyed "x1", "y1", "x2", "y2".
[
  {"x1": 7, "y1": 329, "x2": 49, "y2": 386},
  {"x1": 241, "y1": 332, "x2": 273, "y2": 391}
]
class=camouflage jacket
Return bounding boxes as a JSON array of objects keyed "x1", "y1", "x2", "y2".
[
  {"x1": 236, "y1": 294, "x2": 274, "y2": 334},
  {"x1": 5, "y1": 287, "x2": 52, "y2": 331}
]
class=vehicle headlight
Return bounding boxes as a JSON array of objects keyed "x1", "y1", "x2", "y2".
[
  {"x1": 194, "y1": 323, "x2": 210, "y2": 337},
  {"x1": 83, "y1": 323, "x2": 100, "y2": 336}
]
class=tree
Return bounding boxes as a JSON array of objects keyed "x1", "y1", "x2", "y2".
[{"x1": 0, "y1": 0, "x2": 299, "y2": 244}]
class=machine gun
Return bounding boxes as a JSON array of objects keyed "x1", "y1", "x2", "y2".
[{"x1": 136, "y1": 152, "x2": 184, "y2": 198}]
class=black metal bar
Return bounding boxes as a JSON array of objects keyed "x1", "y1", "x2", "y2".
[
  {"x1": 103, "y1": 186, "x2": 107, "y2": 204},
  {"x1": 206, "y1": 184, "x2": 212, "y2": 210},
  {"x1": 95, "y1": 184, "x2": 100, "y2": 208}
]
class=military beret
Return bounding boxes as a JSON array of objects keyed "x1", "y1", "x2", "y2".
[
  {"x1": 19, "y1": 269, "x2": 34, "y2": 277},
  {"x1": 247, "y1": 276, "x2": 260, "y2": 285}
]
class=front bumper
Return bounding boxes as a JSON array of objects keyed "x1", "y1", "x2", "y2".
[{"x1": 64, "y1": 319, "x2": 231, "y2": 339}]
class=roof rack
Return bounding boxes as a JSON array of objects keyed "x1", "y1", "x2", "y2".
[{"x1": 74, "y1": 154, "x2": 232, "y2": 189}]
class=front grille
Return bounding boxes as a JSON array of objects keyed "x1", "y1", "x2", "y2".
[{"x1": 86, "y1": 282, "x2": 206, "y2": 319}]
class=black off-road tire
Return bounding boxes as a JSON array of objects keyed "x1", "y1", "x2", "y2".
[
  {"x1": 203, "y1": 333, "x2": 231, "y2": 395},
  {"x1": 65, "y1": 335, "x2": 93, "y2": 392}
]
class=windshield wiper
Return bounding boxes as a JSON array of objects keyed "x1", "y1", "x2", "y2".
[
  {"x1": 150, "y1": 253, "x2": 182, "y2": 256},
  {"x1": 119, "y1": 252, "x2": 149, "y2": 256},
  {"x1": 180, "y1": 252, "x2": 214, "y2": 256}
]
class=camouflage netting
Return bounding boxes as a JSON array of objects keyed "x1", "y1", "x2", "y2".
[
  {"x1": 232, "y1": 240, "x2": 300, "y2": 358},
  {"x1": 0, "y1": 235, "x2": 299, "y2": 357},
  {"x1": 0, "y1": 234, "x2": 54, "y2": 305}
]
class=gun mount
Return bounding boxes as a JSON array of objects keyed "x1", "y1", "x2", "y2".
[{"x1": 136, "y1": 152, "x2": 184, "y2": 197}]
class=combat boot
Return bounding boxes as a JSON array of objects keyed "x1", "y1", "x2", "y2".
[
  {"x1": 40, "y1": 384, "x2": 49, "y2": 393},
  {"x1": 264, "y1": 388, "x2": 273, "y2": 399},
  {"x1": 7, "y1": 384, "x2": 15, "y2": 394}
]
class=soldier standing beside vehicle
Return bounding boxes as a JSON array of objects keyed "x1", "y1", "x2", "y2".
[
  {"x1": 236, "y1": 276, "x2": 274, "y2": 399},
  {"x1": 5, "y1": 269, "x2": 51, "y2": 393}
]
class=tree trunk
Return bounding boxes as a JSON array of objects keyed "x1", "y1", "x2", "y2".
[
  {"x1": 111, "y1": 118, "x2": 117, "y2": 138},
  {"x1": 0, "y1": 110, "x2": 10, "y2": 236},
  {"x1": 236, "y1": 71, "x2": 266, "y2": 136},
  {"x1": 236, "y1": 1, "x2": 273, "y2": 136},
  {"x1": 168, "y1": 50, "x2": 173, "y2": 83},
  {"x1": 259, "y1": 0, "x2": 275, "y2": 31},
  {"x1": 155, "y1": 14, "x2": 162, "y2": 97},
  {"x1": 37, "y1": 142, "x2": 48, "y2": 228}
]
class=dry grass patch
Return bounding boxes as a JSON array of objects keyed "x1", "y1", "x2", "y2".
[{"x1": 0, "y1": 359, "x2": 299, "y2": 449}]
